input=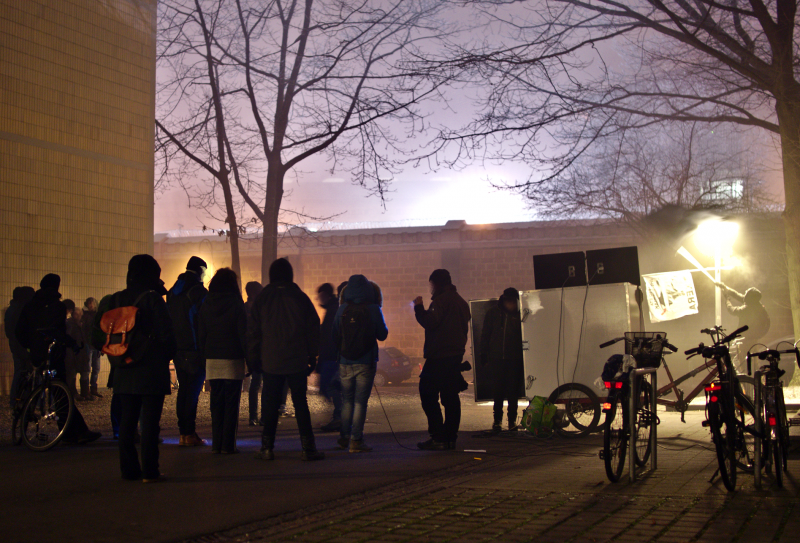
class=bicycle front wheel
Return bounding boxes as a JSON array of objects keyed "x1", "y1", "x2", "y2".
[
  {"x1": 604, "y1": 395, "x2": 628, "y2": 482},
  {"x1": 548, "y1": 383, "x2": 601, "y2": 437},
  {"x1": 21, "y1": 381, "x2": 74, "y2": 451},
  {"x1": 773, "y1": 427, "x2": 784, "y2": 488},
  {"x1": 709, "y1": 400, "x2": 737, "y2": 491},
  {"x1": 634, "y1": 379, "x2": 653, "y2": 467}
]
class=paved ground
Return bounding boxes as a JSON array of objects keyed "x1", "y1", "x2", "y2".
[{"x1": 1, "y1": 384, "x2": 799, "y2": 543}]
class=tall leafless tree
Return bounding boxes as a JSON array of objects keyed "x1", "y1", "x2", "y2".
[{"x1": 157, "y1": 0, "x2": 451, "y2": 283}]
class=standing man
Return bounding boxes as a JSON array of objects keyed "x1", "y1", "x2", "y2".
[
  {"x1": 317, "y1": 283, "x2": 342, "y2": 432},
  {"x1": 717, "y1": 283, "x2": 771, "y2": 354},
  {"x1": 413, "y1": 269, "x2": 471, "y2": 451},
  {"x1": 167, "y1": 256, "x2": 208, "y2": 447},
  {"x1": 5, "y1": 286, "x2": 35, "y2": 407},
  {"x1": 249, "y1": 258, "x2": 324, "y2": 461},
  {"x1": 244, "y1": 281, "x2": 264, "y2": 426},
  {"x1": 480, "y1": 288, "x2": 524, "y2": 432},
  {"x1": 81, "y1": 297, "x2": 103, "y2": 398}
]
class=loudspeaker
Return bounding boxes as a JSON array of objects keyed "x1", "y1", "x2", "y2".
[
  {"x1": 586, "y1": 246, "x2": 640, "y2": 286},
  {"x1": 533, "y1": 251, "x2": 587, "y2": 290}
]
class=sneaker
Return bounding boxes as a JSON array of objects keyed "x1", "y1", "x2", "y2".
[
  {"x1": 508, "y1": 422, "x2": 520, "y2": 432},
  {"x1": 349, "y1": 440, "x2": 373, "y2": 453},
  {"x1": 91, "y1": 390, "x2": 104, "y2": 398},
  {"x1": 417, "y1": 438, "x2": 448, "y2": 451},
  {"x1": 183, "y1": 433, "x2": 207, "y2": 447},
  {"x1": 337, "y1": 437, "x2": 350, "y2": 450},
  {"x1": 491, "y1": 421, "x2": 502, "y2": 432}
]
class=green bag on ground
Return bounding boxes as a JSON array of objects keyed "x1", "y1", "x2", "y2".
[{"x1": 522, "y1": 396, "x2": 556, "y2": 437}]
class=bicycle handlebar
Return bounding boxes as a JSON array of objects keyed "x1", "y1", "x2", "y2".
[
  {"x1": 721, "y1": 325, "x2": 748, "y2": 345},
  {"x1": 599, "y1": 337, "x2": 623, "y2": 349},
  {"x1": 685, "y1": 344, "x2": 704, "y2": 356},
  {"x1": 664, "y1": 341, "x2": 678, "y2": 353}
]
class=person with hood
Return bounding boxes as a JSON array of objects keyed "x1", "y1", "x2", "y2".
[
  {"x1": 5, "y1": 286, "x2": 35, "y2": 408},
  {"x1": 717, "y1": 282, "x2": 771, "y2": 353},
  {"x1": 16, "y1": 274, "x2": 101, "y2": 444},
  {"x1": 244, "y1": 281, "x2": 264, "y2": 426},
  {"x1": 248, "y1": 258, "x2": 324, "y2": 461},
  {"x1": 413, "y1": 269, "x2": 471, "y2": 451},
  {"x1": 198, "y1": 268, "x2": 249, "y2": 454},
  {"x1": 167, "y1": 256, "x2": 209, "y2": 447},
  {"x1": 95, "y1": 254, "x2": 176, "y2": 482},
  {"x1": 480, "y1": 288, "x2": 524, "y2": 432},
  {"x1": 81, "y1": 297, "x2": 103, "y2": 398},
  {"x1": 332, "y1": 275, "x2": 388, "y2": 452},
  {"x1": 317, "y1": 282, "x2": 342, "y2": 433}
]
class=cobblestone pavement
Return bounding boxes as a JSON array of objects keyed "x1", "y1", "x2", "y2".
[{"x1": 183, "y1": 410, "x2": 800, "y2": 543}]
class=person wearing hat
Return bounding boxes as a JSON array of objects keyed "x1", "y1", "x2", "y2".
[
  {"x1": 717, "y1": 282, "x2": 771, "y2": 355},
  {"x1": 95, "y1": 254, "x2": 176, "y2": 482},
  {"x1": 16, "y1": 274, "x2": 101, "y2": 444},
  {"x1": 413, "y1": 269, "x2": 471, "y2": 451},
  {"x1": 167, "y1": 256, "x2": 209, "y2": 446},
  {"x1": 479, "y1": 288, "x2": 524, "y2": 432}
]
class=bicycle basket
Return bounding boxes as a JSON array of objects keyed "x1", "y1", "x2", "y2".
[{"x1": 624, "y1": 332, "x2": 667, "y2": 368}]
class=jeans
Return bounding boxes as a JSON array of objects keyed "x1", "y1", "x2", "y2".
[
  {"x1": 88, "y1": 348, "x2": 101, "y2": 388},
  {"x1": 248, "y1": 371, "x2": 262, "y2": 420},
  {"x1": 261, "y1": 372, "x2": 313, "y2": 441},
  {"x1": 492, "y1": 359, "x2": 524, "y2": 424},
  {"x1": 118, "y1": 394, "x2": 164, "y2": 480},
  {"x1": 318, "y1": 359, "x2": 342, "y2": 420},
  {"x1": 209, "y1": 379, "x2": 242, "y2": 452},
  {"x1": 10, "y1": 353, "x2": 32, "y2": 408},
  {"x1": 175, "y1": 366, "x2": 205, "y2": 435},
  {"x1": 419, "y1": 356, "x2": 462, "y2": 442},
  {"x1": 339, "y1": 363, "x2": 376, "y2": 441}
]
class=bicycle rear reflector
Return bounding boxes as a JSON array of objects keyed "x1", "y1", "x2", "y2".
[{"x1": 769, "y1": 416, "x2": 777, "y2": 426}]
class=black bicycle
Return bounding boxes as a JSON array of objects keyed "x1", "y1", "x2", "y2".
[
  {"x1": 687, "y1": 325, "x2": 757, "y2": 491},
  {"x1": 746, "y1": 344, "x2": 799, "y2": 488}
]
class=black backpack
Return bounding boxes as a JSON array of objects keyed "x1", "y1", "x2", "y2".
[{"x1": 339, "y1": 303, "x2": 374, "y2": 360}]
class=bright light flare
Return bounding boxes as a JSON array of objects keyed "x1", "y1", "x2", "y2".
[{"x1": 694, "y1": 219, "x2": 739, "y2": 256}]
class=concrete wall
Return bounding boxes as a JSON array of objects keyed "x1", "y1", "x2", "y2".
[{"x1": 0, "y1": 0, "x2": 157, "y2": 392}]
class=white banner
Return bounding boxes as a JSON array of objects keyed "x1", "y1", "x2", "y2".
[{"x1": 642, "y1": 271, "x2": 699, "y2": 322}]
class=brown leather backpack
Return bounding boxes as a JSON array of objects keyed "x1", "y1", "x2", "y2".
[{"x1": 99, "y1": 290, "x2": 153, "y2": 366}]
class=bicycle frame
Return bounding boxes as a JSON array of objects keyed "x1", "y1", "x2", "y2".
[{"x1": 655, "y1": 356, "x2": 719, "y2": 420}]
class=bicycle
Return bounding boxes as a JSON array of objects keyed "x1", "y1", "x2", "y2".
[
  {"x1": 746, "y1": 344, "x2": 799, "y2": 488},
  {"x1": 598, "y1": 331, "x2": 675, "y2": 482},
  {"x1": 10, "y1": 368, "x2": 40, "y2": 446},
  {"x1": 686, "y1": 325, "x2": 757, "y2": 491},
  {"x1": 17, "y1": 333, "x2": 76, "y2": 451}
]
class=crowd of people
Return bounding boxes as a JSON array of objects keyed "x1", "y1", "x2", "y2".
[{"x1": 5, "y1": 254, "x2": 545, "y2": 484}]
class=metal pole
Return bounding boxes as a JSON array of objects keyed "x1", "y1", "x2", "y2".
[
  {"x1": 754, "y1": 370, "x2": 762, "y2": 489},
  {"x1": 629, "y1": 372, "x2": 637, "y2": 482},
  {"x1": 715, "y1": 249, "x2": 722, "y2": 327},
  {"x1": 651, "y1": 371, "x2": 657, "y2": 471}
]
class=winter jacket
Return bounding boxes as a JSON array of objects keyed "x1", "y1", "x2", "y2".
[
  {"x1": 16, "y1": 287, "x2": 69, "y2": 367},
  {"x1": 414, "y1": 284, "x2": 471, "y2": 361},
  {"x1": 319, "y1": 297, "x2": 340, "y2": 363},
  {"x1": 95, "y1": 286, "x2": 177, "y2": 396},
  {"x1": 725, "y1": 293, "x2": 770, "y2": 349},
  {"x1": 480, "y1": 300, "x2": 523, "y2": 366},
  {"x1": 166, "y1": 272, "x2": 207, "y2": 372},
  {"x1": 66, "y1": 316, "x2": 89, "y2": 372},
  {"x1": 332, "y1": 275, "x2": 388, "y2": 366},
  {"x1": 4, "y1": 300, "x2": 27, "y2": 358},
  {"x1": 198, "y1": 291, "x2": 248, "y2": 363},
  {"x1": 247, "y1": 281, "x2": 320, "y2": 375}
]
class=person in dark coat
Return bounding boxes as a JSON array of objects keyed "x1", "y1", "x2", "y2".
[
  {"x1": 5, "y1": 286, "x2": 35, "y2": 408},
  {"x1": 718, "y1": 283, "x2": 771, "y2": 355},
  {"x1": 413, "y1": 269, "x2": 471, "y2": 451},
  {"x1": 81, "y1": 297, "x2": 102, "y2": 398},
  {"x1": 480, "y1": 288, "x2": 524, "y2": 431},
  {"x1": 95, "y1": 254, "x2": 176, "y2": 482},
  {"x1": 167, "y1": 255, "x2": 209, "y2": 446},
  {"x1": 317, "y1": 282, "x2": 342, "y2": 432},
  {"x1": 244, "y1": 281, "x2": 264, "y2": 426},
  {"x1": 16, "y1": 274, "x2": 101, "y2": 444},
  {"x1": 66, "y1": 305, "x2": 92, "y2": 401},
  {"x1": 198, "y1": 268, "x2": 249, "y2": 454},
  {"x1": 332, "y1": 275, "x2": 388, "y2": 452},
  {"x1": 249, "y1": 258, "x2": 324, "y2": 461}
]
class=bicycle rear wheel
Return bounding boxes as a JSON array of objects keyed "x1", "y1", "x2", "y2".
[
  {"x1": 733, "y1": 392, "x2": 758, "y2": 472},
  {"x1": 709, "y1": 400, "x2": 737, "y2": 491},
  {"x1": 604, "y1": 395, "x2": 628, "y2": 482},
  {"x1": 773, "y1": 428, "x2": 784, "y2": 488},
  {"x1": 21, "y1": 381, "x2": 74, "y2": 451},
  {"x1": 634, "y1": 379, "x2": 653, "y2": 467},
  {"x1": 548, "y1": 383, "x2": 601, "y2": 437},
  {"x1": 776, "y1": 388, "x2": 789, "y2": 473},
  {"x1": 737, "y1": 375, "x2": 755, "y2": 403}
]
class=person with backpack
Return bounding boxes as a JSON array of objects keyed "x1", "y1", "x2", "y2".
[
  {"x1": 198, "y1": 268, "x2": 249, "y2": 454},
  {"x1": 480, "y1": 288, "x2": 524, "y2": 432},
  {"x1": 244, "y1": 281, "x2": 264, "y2": 426},
  {"x1": 332, "y1": 274, "x2": 388, "y2": 452},
  {"x1": 94, "y1": 254, "x2": 176, "y2": 482},
  {"x1": 316, "y1": 282, "x2": 342, "y2": 433},
  {"x1": 16, "y1": 274, "x2": 101, "y2": 444},
  {"x1": 167, "y1": 256, "x2": 208, "y2": 447},
  {"x1": 248, "y1": 258, "x2": 324, "y2": 461},
  {"x1": 413, "y1": 269, "x2": 471, "y2": 451}
]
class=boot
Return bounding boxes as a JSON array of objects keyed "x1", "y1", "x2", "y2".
[
  {"x1": 91, "y1": 385, "x2": 103, "y2": 398},
  {"x1": 508, "y1": 417, "x2": 519, "y2": 432},
  {"x1": 255, "y1": 435, "x2": 275, "y2": 461},
  {"x1": 300, "y1": 435, "x2": 325, "y2": 461},
  {"x1": 80, "y1": 385, "x2": 94, "y2": 401},
  {"x1": 491, "y1": 420, "x2": 502, "y2": 432},
  {"x1": 349, "y1": 439, "x2": 373, "y2": 453}
]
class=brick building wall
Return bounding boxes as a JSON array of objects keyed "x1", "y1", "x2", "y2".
[{"x1": 0, "y1": 0, "x2": 157, "y2": 392}]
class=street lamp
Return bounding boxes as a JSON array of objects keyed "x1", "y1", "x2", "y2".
[{"x1": 694, "y1": 219, "x2": 739, "y2": 326}]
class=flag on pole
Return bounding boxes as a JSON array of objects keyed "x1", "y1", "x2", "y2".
[{"x1": 642, "y1": 271, "x2": 699, "y2": 322}]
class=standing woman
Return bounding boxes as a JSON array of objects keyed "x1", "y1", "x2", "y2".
[{"x1": 198, "y1": 268, "x2": 249, "y2": 454}]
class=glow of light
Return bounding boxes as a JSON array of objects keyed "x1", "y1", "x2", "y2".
[{"x1": 694, "y1": 219, "x2": 739, "y2": 257}]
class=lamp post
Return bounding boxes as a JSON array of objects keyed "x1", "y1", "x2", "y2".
[{"x1": 694, "y1": 220, "x2": 739, "y2": 327}]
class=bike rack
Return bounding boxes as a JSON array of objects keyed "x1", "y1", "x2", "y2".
[
  {"x1": 753, "y1": 369, "x2": 763, "y2": 489},
  {"x1": 629, "y1": 367, "x2": 658, "y2": 482}
]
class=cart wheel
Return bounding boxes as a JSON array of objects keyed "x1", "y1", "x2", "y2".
[{"x1": 548, "y1": 383, "x2": 601, "y2": 437}]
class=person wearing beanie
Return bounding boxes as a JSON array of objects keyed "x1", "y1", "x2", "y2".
[
  {"x1": 167, "y1": 256, "x2": 209, "y2": 447},
  {"x1": 248, "y1": 258, "x2": 324, "y2": 461},
  {"x1": 94, "y1": 254, "x2": 176, "y2": 482},
  {"x1": 413, "y1": 269, "x2": 471, "y2": 451},
  {"x1": 480, "y1": 288, "x2": 524, "y2": 432},
  {"x1": 5, "y1": 285, "x2": 35, "y2": 408},
  {"x1": 16, "y1": 274, "x2": 101, "y2": 444},
  {"x1": 717, "y1": 282, "x2": 771, "y2": 355}
]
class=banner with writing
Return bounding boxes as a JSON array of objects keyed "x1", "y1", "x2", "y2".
[{"x1": 642, "y1": 271, "x2": 699, "y2": 322}]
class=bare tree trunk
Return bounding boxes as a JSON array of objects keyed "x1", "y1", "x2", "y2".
[
  {"x1": 777, "y1": 103, "x2": 800, "y2": 343},
  {"x1": 260, "y1": 166, "x2": 284, "y2": 283}
]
